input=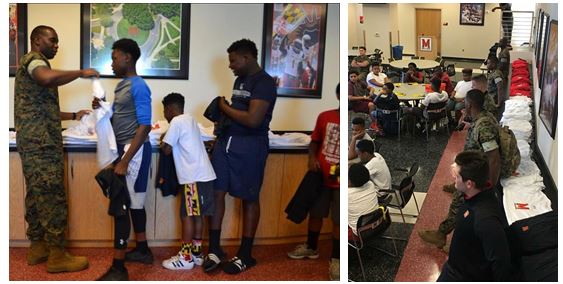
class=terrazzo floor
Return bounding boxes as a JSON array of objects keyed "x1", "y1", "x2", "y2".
[{"x1": 9, "y1": 240, "x2": 332, "y2": 281}]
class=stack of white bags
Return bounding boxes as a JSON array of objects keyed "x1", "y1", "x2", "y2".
[{"x1": 500, "y1": 95, "x2": 552, "y2": 225}]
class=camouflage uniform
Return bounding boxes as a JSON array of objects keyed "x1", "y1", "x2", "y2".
[
  {"x1": 14, "y1": 51, "x2": 66, "y2": 247},
  {"x1": 498, "y1": 47, "x2": 510, "y2": 80},
  {"x1": 352, "y1": 54, "x2": 370, "y2": 81},
  {"x1": 438, "y1": 111, "x2": 499, "y2": 235},
  {"x1": 486, "y1": 69, "x2": 504, "y2": 118},
  {"x1": 482, "y1": 91, "x2": 498, "y2": 118}
]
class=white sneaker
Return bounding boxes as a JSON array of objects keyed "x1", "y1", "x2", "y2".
[
  {"x1": 162, "y1": 253, "x2": 195, "y2": 270},
  {"x1": 287, "y1": 243, "x2": 319, "y2": 259},
  {"x1": 192, "y1": 253, "x2": 204, "y2": 266}
]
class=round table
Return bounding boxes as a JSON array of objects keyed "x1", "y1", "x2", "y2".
[
  {"x1": 390, "y1": 59, "x2": 440, "y2": 70},
  {"x1": 370, "y1": 83, "x2": 427, "y2": 101}
]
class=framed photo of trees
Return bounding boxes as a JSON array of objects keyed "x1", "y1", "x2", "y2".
[{"x1": 81, "y1": 3, "x2": 190, "y2": 79}]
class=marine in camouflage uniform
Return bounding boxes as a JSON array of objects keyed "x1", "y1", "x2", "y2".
[
  {"x1": 438, "y1": 110, "x2": 499, "y2": 235},
  {"x1": 14, "y1": 25, "x2": 98, "y2": 273},
  {"x1": 15, "y1": 50, "x2": 66, "y2": 247},
  {"x1": 487, "y1": 68, "x2": 504, "y2": 118},
  {"x1": 351, "y1": 48, "x2": 371, "y2": 81},
  {"x1": 498, "y1": 38, "x2": 511, "y2": 80},
  {"x1": 419, "y1": 90, "x2": 501, "y2": 249}
]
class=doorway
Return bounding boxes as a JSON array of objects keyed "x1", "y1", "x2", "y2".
[{"x1": 415, "y1": 8, "x2": 441, "y2": 57}]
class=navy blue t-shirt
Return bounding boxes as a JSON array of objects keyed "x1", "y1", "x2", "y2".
[{"x1": 227, "y1": 69, "x2": 277, "y2": 136}]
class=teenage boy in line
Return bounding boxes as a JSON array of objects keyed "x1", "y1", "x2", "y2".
[
  {"x1": 288, "y1": 83, "x2": 340, "y2": 281},
  {"x1": 203, "y1": 39, "x2": 277, "y2": 274},
  {"x1": 95, "y1": 38, "x2": 153, "y2": 281},
  {"x1": 160, "y1": 92, "x2": 217, "y2": 271}
]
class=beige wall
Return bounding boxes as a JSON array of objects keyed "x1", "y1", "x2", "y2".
[
  {"x1": 349, "y1": 3, "x2": 502, "y2": 59},
  {"x1": 9, "y1": 3, "x2": 340, "y2": 131}
]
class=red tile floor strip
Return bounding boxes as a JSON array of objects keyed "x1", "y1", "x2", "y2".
[
  {"x1": 10, "y1": 240, "x2": 331, "y2": 281},
  {"x1": 394, "y1": 130, "x2": 467, "y2": 282}
]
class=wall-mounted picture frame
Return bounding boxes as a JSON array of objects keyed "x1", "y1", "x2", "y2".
[
  {"x1": 537, "y1": 12, "x2": 550, "y2": 86},
  {"x1": 262, "y1": 3, "x2": 327, "y2": 99},
  {"x1": 459, "y1": 3, "x2": 485, "y2": 26},
  {"x1": 539, "y1": 20, "x2": 557, "y2": 139},
  {"x1": 9, "y1": 3, "x2": 27, "y2": 77},
  {"x1": 534, "y1": 10, "x2": 545, "y2": 71},
  {"x1": 81, "y1": 3, "x2": 190, "y2": 79}
]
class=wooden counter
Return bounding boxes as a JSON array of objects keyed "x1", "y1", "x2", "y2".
[{"x1": 9, "y1": 148, "x2": 332, "y2": 247}]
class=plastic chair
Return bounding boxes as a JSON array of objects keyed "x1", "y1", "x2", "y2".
[
  {"x1": 423, "y1": 101, "x2": 449, "y2": 141},
  {"x1": 380, "y1": 162, "x2": 420, "y2": 223},
  {"x1": 375, "y1": 108, "x2": 402, "y2": 140},
  {"x1": 348, "y1": 206, "x2": 397, "y2": 281}
]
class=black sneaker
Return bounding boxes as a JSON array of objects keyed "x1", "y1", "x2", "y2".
[
  {"x1": 202, "y1": 253, "x2": 224, "y2": 273},
  {"x1": 222, "y1": 256, "x2": 257, "y2": 275},
  {"x1": 97, "y1": 266, "x2": 128, "y2": 281},
  {"x1": 125, "y1": 248, "x2": 153, "y2": 264}
]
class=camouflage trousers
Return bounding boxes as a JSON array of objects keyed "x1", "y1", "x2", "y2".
[
  {"x1": 438, "y1": 187, "x2": 464, "y2": 235},
  {"x1": 20, "y1": 149, "x2": 67, "y2": 247}
]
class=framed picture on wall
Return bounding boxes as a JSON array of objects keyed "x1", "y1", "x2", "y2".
[
  {"x1": 534, "y1": 10, "x2": 544, "y2": 70},
  {"x1": 539, "y1": 20, "x2": 557, "y2": 139},
  {"x1": 80, "y1": 3, "x2": 190, "y2": 79},
  {"x1": 459, "y1": 3, "x2": 485, "y2": 26},
  {"x1": 538, "y1": 12, "x2": 550, "y2": 85},
  {"x1": 9, "y1": 3, "x2": 27, "y2": 77},
  {"x1": 262, "y1": 3, "x2": 327, "y2": 98}
]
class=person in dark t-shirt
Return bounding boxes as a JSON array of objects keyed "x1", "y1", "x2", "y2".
[{"x1": 204, "y1": 39, "x2": 277, "y2": 275}]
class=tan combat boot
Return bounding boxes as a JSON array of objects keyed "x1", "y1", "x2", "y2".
[
  {"x1": 27, "y1": 240, "x2": 49, "y2": 265},
  {"x1": 418, "y1": 230, "x2": 447, "y2": 249},
  {"x1": 46, "y1": 246, "x2": 89, "y2": 273}
]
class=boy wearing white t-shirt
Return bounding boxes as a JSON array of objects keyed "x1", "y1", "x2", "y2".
[
  {"x1": 447, "y1": 68, "x2": 473, "y2": 124},
  {"x1": 356, "y1": 139, "x2": 391, "y2": 198},
  {"x1": 160, "y1": 93, "x2": 217, "y2": 270},
  {"x1": 348, "y1": 163, "x2": 378, "y2": 238}
]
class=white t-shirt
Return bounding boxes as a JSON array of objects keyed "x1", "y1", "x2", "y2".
[
  {"x1": 349, "y1": 132, "x2": 373, "y2": 164},
  {"x1": 453, "y1": 80, "x2": 472, "y2": 100},
  {"x1": 421, "y1": 91, "x2": 449, "y2": 106},
  {"x1": 284, "y1": 47, "x2": 304, "y2": 77},
  {"x1": 364, "y1": 153, "x2": 392, "y2": 197},
  {"x1": 366, "y1": 72, "x2": 388, "y2": 88},
  {"x1": 162, "y1": 114, "x2": 217, "y2": 184},
  {"x1": 348, "y1": 181, "x2": 379, "y2": 234}
]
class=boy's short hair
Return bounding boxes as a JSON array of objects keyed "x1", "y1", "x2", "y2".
[
  {"x1": 462, "y1": 68, "x2": 473, "y2": 75},
  {"x1": 408, "y1": 62, "x2": 417, "y2": 69},
  {"x1": 349, "y1": 70, "x2": 359, "y2": 76},
  {"x1": 227, "y1": 38, "x2": 258, "y2": 59},
  {"x1": 162, "y1": 92, "x2": 185, "y2": 110},
  {"x1": 356, "y1": 139, "x2": 374, "y2": 154},
  {"x1": 349, "y1": 163, "x2": 371, "y2": 187},
  {"x1": 352, "y1": 116, "x2": 366, "y2": 126},
  {"x1": 359, "y1": 46, "x2": 366, "y2": 51},
  {"x1": 384, "y1": 82, "x2": 395, "y2": 91},
  {"x1": 430, "y1": 78, "x2": 442, "y2": 91},
  {"x1": 112, "y1": 38, "x2": 141, "y2": 62},
  {"x1": 370, "y1": 62, "x2": 381, "y2": 68},
  {"x1": 455, "y1": 150, "x2": 490, "y2": 189}
]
